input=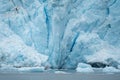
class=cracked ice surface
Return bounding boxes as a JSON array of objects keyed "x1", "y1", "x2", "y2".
[{"x1": 0, "y1": 0, "x2": 120, "y2": 71}]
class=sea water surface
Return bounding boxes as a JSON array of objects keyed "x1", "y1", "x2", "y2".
[{"x1": 0, "y1": 69, "x2": 120, "y2": 80}]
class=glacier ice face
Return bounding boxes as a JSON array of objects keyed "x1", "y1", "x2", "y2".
[
  {"x1": 0, "y1": 0, "x2": 120, "y2": 71},
  {"x1": 0, "y1": 22, "x2": 48, "y2": 68}
]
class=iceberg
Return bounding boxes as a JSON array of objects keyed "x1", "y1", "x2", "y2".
[
  {"x1": 0, "y1": 0, "x2": 120, "y2": 72},
  {"x1": 76, "y1": 63, "x2": 94, "y2": 72},
  {"x1": 103, "y1": 67, "x2": 120, "y2": 72}
]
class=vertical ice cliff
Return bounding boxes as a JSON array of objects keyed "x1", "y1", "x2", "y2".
[{"x1": 0, "y1": 0, "x2": 120, "y2": 70}]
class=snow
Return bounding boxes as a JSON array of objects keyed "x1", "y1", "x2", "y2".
[{"x1": 0, "y1": 0, "x2": 120, "y2": 72}]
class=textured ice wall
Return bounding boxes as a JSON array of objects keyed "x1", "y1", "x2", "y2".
[{"x1": 0, "y1": 0, "x2": 120, "y2": 69}]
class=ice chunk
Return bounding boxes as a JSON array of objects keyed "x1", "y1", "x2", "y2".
[
  {"x1": 103, "y1": 67, "x2": 120, "y2": 72},
  {"x1": 118, "y1": 65, "x2": 120, "y2": 69},
  {"x1": 18, "y1": 67, "x2": 45, "y2": 72},
  {"x1": 76, "y1": 63, "x2": 94, "y2": 72},
  {"x1": 54, "y1": 71, "x2": 68, "y2": 74}
]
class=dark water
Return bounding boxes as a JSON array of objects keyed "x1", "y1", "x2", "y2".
[{"x1": 0, "y1": 71, "x2": 120, "y2": 80}]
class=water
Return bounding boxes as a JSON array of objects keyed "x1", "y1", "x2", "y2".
[{"x1": 0, "y1": 70, "x2": 120, "y2": 80}]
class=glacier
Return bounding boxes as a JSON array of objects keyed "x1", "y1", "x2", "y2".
[{"x1": 0, "y1": 0, "x2": 120, "y2": 72}]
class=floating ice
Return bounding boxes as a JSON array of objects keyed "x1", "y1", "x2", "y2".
[
  {"x1": 54, "y1": 71, "x2": 68, "y2": 74},
  {"x1": 18, "y1": 67, "x2": 45, "y2": 72},
  {"x1": 76, "y1": 63, "x2": 94, "y2": 72},
  {"x1": 103, "y1": 67, "x2": 120, "y2": 72}
]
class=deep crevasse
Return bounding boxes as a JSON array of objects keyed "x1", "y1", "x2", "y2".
[{"x1": 0, "y1": 0, "x2": 120, "y2": 70}]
